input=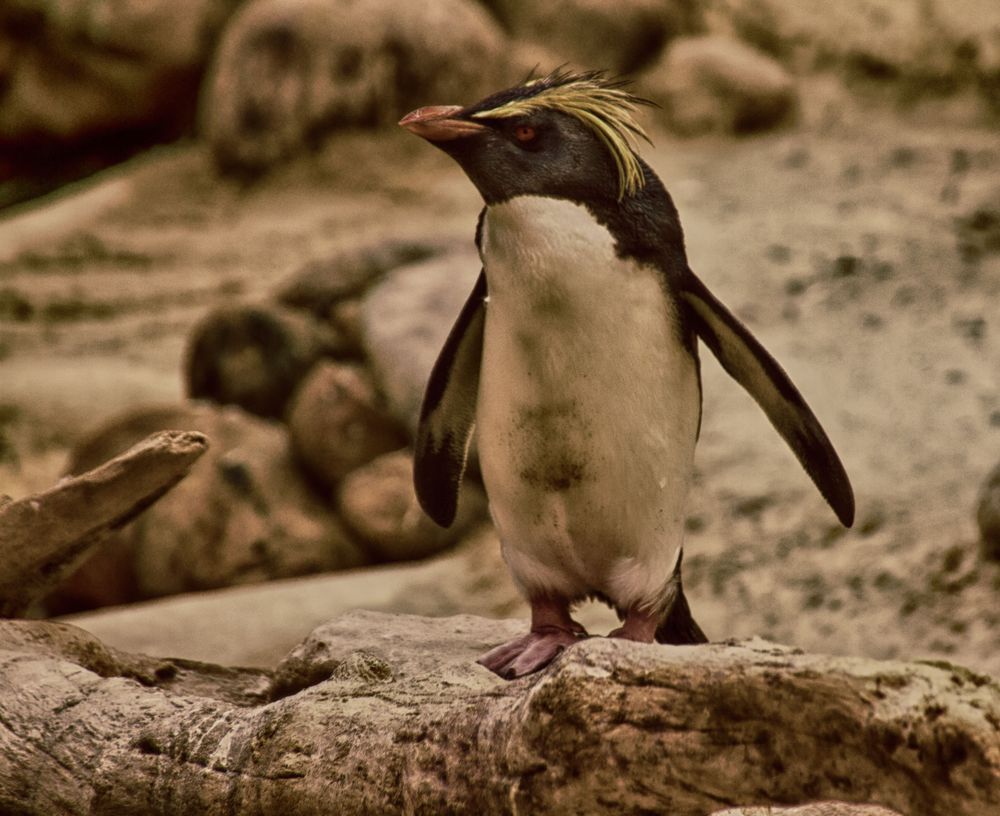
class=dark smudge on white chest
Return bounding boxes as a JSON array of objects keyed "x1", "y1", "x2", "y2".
[{"x1": 508, "y1": 399, "x2": 596, "y2": 492}]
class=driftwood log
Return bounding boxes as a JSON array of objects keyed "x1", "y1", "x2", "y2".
[
  {"x1": 711, "y1": 805, "x2": 903, "y2": 815},
  {"x1": 1, "y1": 610, "x2": 997, "y2": 815},
  {"x1": 0, "y1": 430, "x2": 207, "y2": 617},
  {"x1": 51, "y1": 403, "x2": 366, "y2": 613}
]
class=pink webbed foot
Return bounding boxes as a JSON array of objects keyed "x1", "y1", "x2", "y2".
[
  {"x1": 608, "y1": 605, "x2": 659, "y2": 643},
  {"x1": 477, "y1": 624, "x2": 586, "y2": 679},
  {"x1": 477, "y1": 596, "x2": 588, "y2": 679}
]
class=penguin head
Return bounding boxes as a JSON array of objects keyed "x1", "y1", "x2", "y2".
[{"x1": 400, "y1": 70, "x2": 651, "y2": 206}]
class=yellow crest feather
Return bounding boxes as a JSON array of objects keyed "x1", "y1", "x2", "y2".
[{"x1": 470, "y1": 71, "x2": 651, "y2": 200}]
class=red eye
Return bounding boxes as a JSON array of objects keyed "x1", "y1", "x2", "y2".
[{"x1": 514, "y1": 125, "x2": 536, "y2": 143}]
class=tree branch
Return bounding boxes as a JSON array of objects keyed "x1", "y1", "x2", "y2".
[{"x1": 0, "y1": 430, "x2": 207, "y2": 616}]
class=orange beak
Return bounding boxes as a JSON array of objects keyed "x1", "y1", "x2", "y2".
[{"x1": 399, "y1": 106, "x2": 487, "y2": 141}]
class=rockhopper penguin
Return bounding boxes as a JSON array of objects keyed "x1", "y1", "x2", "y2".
[{"x1": 399, "y1": 70, "x2": 854, "y2": 679}]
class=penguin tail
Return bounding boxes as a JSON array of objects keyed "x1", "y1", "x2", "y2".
[{"x1": 655, "y1": 583, "x2": 708, "y2": 645}]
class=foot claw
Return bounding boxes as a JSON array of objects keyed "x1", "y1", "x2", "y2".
[{"x1": 478, "y1": 625, "x2": 587, "y2": 679}]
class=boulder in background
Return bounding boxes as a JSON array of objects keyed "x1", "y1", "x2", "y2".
[
  {"x1": 361, "y1": 247, "x2": 481, "y2": 434},
  {"x1": 643, "y1": 35, "x2": 797, "y2": 135},
  {"x1": 185, "y1": 302, "x2": 343, "y2": 419},
  {"x1": 46, "y1": 402, "x2": 366, "y2": 613},
  {"x1": 706, "y1": 0, "x2": 1000, "y2": 113},
  {"x1": 201, "y1": 0, "x2": 511, "y2": 173},
  {"x1": 286, "y1": 362, "x2": 408, "y2": 488},
  {"x1": 337, "y1": 449, "x2": 488, "y2": 562},
  {"x1": 483, "y1": 0, "x2": 703, "y2": 74}
]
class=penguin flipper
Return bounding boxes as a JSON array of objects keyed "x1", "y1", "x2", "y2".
[
  {"x1": 655, "y1": 551, "x2": 708, "y2": 644},
  {"x1": 655, "y1": 586, "x2": 708, "y2": 644},
  {"x1": 679, "y1": 270, "x2": 855, "y2": 527},
  {"x1": 414, "y1": 270, "x2": 487, "y2": 527}
]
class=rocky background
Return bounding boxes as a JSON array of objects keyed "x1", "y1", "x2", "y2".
[{"x1": 1, "y1": 1, "x2": 999, "y2": 813}]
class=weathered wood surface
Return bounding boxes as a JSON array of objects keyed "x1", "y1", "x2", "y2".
[
  {"x1": 0, "y1": 430, "x2": 208, "y2": 617},
  {"x1": 1, "y1": 611, "x2": 997, "y2": 815},
  {"x1": 711, "y1": 805, "x2": 904, "y2": 815}
]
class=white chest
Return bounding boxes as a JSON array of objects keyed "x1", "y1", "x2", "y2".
[
  {"x1": 477, "y1": 196, "x2": 691, "y2": 432},
  {"x1": 475, "y1": 196, "x2": 701, "y2": 607}
]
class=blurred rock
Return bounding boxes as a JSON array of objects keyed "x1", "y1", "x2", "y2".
[
  {"x1": 5, "y1": 0, "x2": 240, "y2": 66},
  {"x1": 65, "y1": 525, "x2": 524, "y2": 667},
  {"x1": 483, "y1": 0, "x2": 702, "y2": 74},
  {"x1": 707, "y1": 0, "x2": 923, "y2": 67},
  {"x1": 201, "y1": 0, "x2": 510, "y2": 173},
  {"x1": 275, "y1": 240, "x2": 441, "y2": 318},
  {"x1": 0, "y1": 0, "x2": 240, "y2": 149},
  {"x1": 644, "y1": 35, "x2": 797, "y2": 135},
  {"x1": 287, "y1": 362, "x2": 408, "y2": 488},
  {"x1": 933, "y1": 0, "x2": 1000, "y2": 115},
  {"x1": 954, "y1": 193, "x2": 1000, "y2": 263},
  {"x1": 185, "y1": 302, "x2": 343, "y2": 419},
  {"x1": 360, "y1": 247, "x2": 481, "y2": 433},
  {"x1": 330, "y1": 299, "x2": 364, "y2": 355},
  {"x1": 977, "y1": 462, "x2": 1000, "y2": 561},
  {"x1": 337, "y1": 450, "x2": 488, "y2": 562},
  {"x1": 708, "y1": 0, "x2": 1000, "y2": 112},
  {"x1": 46, "y1": 403, "x2": 366, "y2": 613}
]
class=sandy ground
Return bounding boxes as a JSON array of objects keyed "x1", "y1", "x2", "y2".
[{"x1": 1, "y1": 83, "x2": 998, "y2": 675}]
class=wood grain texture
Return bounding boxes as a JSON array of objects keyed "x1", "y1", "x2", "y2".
[{"x1": 1, "y1": 611, "x2": 996, "y2": 816}]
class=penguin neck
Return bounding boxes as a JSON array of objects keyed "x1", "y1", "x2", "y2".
[
  {"x1": 479, "y1": 167, "x2": 689, "y2": 278},
  {"x1": 480, "y1": 195, "x2": 620, "y2": 298},
  {"x1": 479, "y1": 194, "x2": 697, "y2": 354}
]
